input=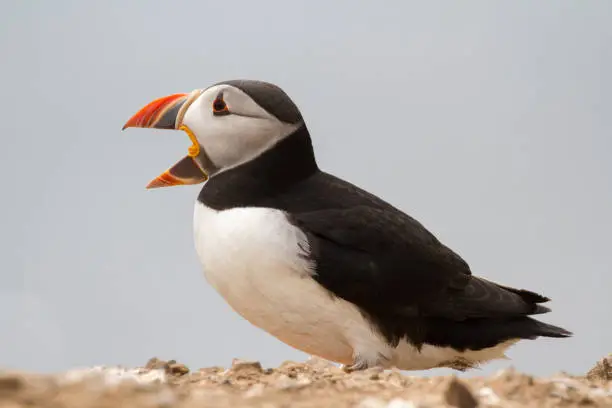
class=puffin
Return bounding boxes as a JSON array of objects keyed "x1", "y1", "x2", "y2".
[{"x1": 122, "y1": 79, "x2": 572, "y2": 372}]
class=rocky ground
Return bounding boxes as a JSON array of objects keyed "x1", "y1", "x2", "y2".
[{"x1": 0, "y1": 354, "x2": 610, "y2": 408}]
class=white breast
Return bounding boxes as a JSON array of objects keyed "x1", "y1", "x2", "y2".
[
  {"x1": 193, "y1": 202, "x2": 388, "y2": 365},
  {"x1": 192, "y1": 202, "x2": 515, "y2": 370}
]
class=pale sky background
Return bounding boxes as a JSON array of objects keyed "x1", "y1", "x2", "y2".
[{"x1": 0, "y1": 1, "x2": 610, "y2": 377}]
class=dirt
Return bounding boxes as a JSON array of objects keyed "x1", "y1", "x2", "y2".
[{"x1": 0, "y1": 354, "x2": 610, "y2": 408}]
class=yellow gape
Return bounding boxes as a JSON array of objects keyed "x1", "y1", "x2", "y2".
[{"x1": 180, "y1": 125, "x2": 200, "y2": 158}]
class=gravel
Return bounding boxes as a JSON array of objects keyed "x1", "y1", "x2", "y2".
[{"x1": 0, "y1": 354, "x2": 610, "y2": 407}]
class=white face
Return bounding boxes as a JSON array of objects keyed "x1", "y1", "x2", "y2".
[{"x1": 180, "y1": 84, "x2": 302, "y2": 175}]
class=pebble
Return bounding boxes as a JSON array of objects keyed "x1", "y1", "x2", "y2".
[{"x1": 444, "y1": 377, "x2": 478, "y2": 408}]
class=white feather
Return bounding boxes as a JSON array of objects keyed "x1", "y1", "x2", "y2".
[{"x1": 182, "y1": 84, "x2": 301, "y2": 174}]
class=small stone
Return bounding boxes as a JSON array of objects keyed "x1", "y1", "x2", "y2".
[
  {"x1": 0, "y1": 375, "x2": 24, "y2": 396},
  {"x1": 0, "y1": 375, "x2": 23, "y2": 391},
  {"x1": 365, "y1": 366, "x2": 383, "y2": 380},
  {"x1": 380, "y1": 370, "x2": 407, "y2": 388},
  {"x1": 231, "y1": 358, "x2": 263, "y2": 374},
  {"x1": 145, "y1": 357, "x2": 168, "y2": 370},
  {"x1": 144, "y1": 357, "x2": 189, "y2": 376},
  {"x1": 168, "y1": 363, "x2": 189, "y2": 376},
  {"x1": 350, "y1": 366, "x2": 384, "y2": 381},
  {"x1": 444, "y1": 377, "x2": 479, "y2": 408},
  {"x1": 586, "y1": 354, "x2": 612, "y2": 381}
]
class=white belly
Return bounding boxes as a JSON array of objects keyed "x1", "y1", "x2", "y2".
[{"x1": 193, "y1": 202, "x2": 515, "y2": 370}]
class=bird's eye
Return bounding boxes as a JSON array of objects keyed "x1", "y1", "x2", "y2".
[{"x1": 212, "y1": 98, "x2": 230, "y2": 116}]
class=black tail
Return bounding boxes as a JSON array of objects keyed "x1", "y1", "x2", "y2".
[
  {"x1": 422, "y1": 316, "x2": 572, "y2": 352},
  {"x1": 527, "y1": 318, "x2": 573, "y2": 338},
  {"x1": 492, "y1": 280, "x2": 553, "y2": 315}
]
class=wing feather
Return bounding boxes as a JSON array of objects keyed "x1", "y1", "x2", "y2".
[{"x1": 290, "y1": 205, "x2": 549, "y2": 321}]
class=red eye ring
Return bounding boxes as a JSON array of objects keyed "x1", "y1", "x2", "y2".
[{"x1": 212, "y1": 98, "x2": 229, "y2": 115}]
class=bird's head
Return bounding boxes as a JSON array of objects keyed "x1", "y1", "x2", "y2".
[{"x1": 122, "y1": 80, "x2": 304, "y2": 188}]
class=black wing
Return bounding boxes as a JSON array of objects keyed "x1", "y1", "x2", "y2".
[{"x1": 290, "y1": 205, "x2": 550, "y2": 322}]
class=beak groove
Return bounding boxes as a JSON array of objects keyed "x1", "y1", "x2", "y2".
[{"x1": 122, "y1": 93, "x2": 188, "y2": 130}]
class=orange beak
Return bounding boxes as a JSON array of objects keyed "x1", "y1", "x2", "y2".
[{"x1": 122, "y1": 91, "x2": 208, "y2": 189}]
